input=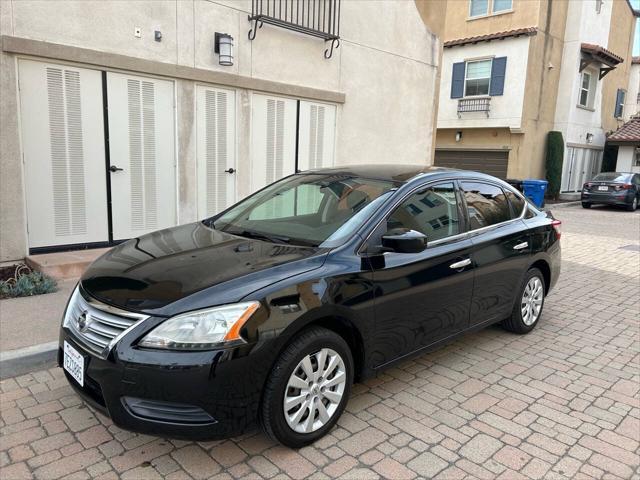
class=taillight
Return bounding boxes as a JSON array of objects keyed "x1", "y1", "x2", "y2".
[
  {"x1": 619, "y1": 184, "x2": 633, "y2": 190},
  {"x1": 584, "y1": 182, "x2": 592, "y2": 190},
  {"x1": 551, "y1": 219, "x2": 562, "y2": 239}
]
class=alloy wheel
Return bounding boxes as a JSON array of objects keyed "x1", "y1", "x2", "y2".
[
  {"x1": 521, "y1": 276, "x2": 543, "y2": 326},
  {"x1": 283, "y1": 348, "x2": 346, "y2": 434}
]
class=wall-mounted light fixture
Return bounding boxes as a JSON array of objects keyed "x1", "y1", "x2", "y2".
[
  {"x1": 455, "y1": 131, "x2": 463, "y2": 142},
  {"x1": 586, "y1": 133, "x2": 593, "y2": 144},
  {"x1": 215, "y1": 33, "x2": 234, "y2": 66}
]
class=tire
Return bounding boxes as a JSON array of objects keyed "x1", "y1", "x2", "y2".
[
  {"x1": 502, "y1": 268, "x2": 546, "y2": 334},
  {"x1": 582, "y1": 202, "x2": 591, "y2": 209},
  {"x1": 260, "y1": 326, "x2": 353, "y2": 448},
  {"x1": 626, "y1": 197, "x2": 638, "y2": 212}
]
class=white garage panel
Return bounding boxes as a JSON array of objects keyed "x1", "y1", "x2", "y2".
[
  {"x1": 250, "y1": 93, "x2": 297, "y2": 192},
  {"x1": 298, "y1": 101, "x2": 336, "y2": 171},
  {"x1": 196, "y1": 85, "x2": 236, "y2": 218},
  {"x1": 18, "y1": 60, "x2": 108, "y2": 249},
  {"x1": 106, "y1": 73, "x2": 176, "y2": 241}
]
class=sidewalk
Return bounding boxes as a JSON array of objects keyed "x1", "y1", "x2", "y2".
[{"x1": 0, "y1": 279, "x2": 76, "y2": 378}]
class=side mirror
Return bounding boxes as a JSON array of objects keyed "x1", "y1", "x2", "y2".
[{"x1": 381, "y1": 228, "x2": 427, "y2": 254}]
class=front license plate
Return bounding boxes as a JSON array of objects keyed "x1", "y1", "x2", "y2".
[
  {"x1": 598, "y1": 186, "x2": 608, "y2": 191},
  {"x1": 63, "y1": 341, "x2": 84, "y2": 387}
]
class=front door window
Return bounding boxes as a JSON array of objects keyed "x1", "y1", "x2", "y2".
[{"x1": 387, "y1": 183, "x2": 460, "y2": 242}]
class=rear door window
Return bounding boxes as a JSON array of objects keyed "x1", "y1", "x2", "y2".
[
  {"x1": 504, "y1": 190, "x2": 525, "y2": 219},
  {"x1": 461, "y1": 181, "x2": 511, "y2": 230}
]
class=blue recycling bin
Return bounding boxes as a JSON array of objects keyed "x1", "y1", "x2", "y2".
[{"x1": 522, "y1": 179, "x2": 548, "y2": 208}]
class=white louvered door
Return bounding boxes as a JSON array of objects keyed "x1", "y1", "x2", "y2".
[
  {"x1": 196, "y1": 85, "x2": 236, "y2": 217},
  {"x1": 18, "y1": 60, "x2": 109, "y2": 248},
  {"x1": 298, "y1": 101, "x2": 336, "y2": 171},
  {"x1": 106, "y1": 73, "x2": 176, "y2": 241},
  {"x1": 250, "y1": 94, "x2": 297, "y2": 192}
]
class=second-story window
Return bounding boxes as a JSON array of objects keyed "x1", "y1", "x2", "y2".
[
  {"x1": 578, "y1": 71, "x2": 596, "y2": 109},
  {"x1": 469, "y1": 0, "x2": 512, "y2": 17},
  {"x1": 465, "y1": 60, "x2": 492, "y2": 96},
  {"x1": 451, "y1": 57, "x2": 507, "y2": 99}
]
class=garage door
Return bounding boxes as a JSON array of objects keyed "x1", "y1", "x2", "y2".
[{"x1": 434, "y1": 150, "x2": 509, "y2": 179}]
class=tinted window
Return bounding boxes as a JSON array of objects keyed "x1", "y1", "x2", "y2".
[
  {"x1": 461, "y1": 182, "x2": 511, "y2": 229},
  {"x1": 387, "y1": 183, "x2": 460, "y2": 242},
  {"x1": 505, "y1": 190, "x2": 525, "y2": 219},
  {"x1": 592, "y1": 172, "x2": 632, "y2": 182}
]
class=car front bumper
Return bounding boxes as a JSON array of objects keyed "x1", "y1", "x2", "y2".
[
  {"x1": 581, "y1": 190, "x2": 635, "y2": 206},
  {"x1": 58, "y1": 327, "x2": 273, "y2": 440}
]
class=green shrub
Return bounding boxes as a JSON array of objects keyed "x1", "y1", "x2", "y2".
[
  {"x1": 0, "y1": 269, "x2": 57, "y2": 299},
  {"x1": 545, "y1": 131, "x2": 564, "y2": 200}
]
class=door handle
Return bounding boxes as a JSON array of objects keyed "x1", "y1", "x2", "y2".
[
  {"x1": 109, "y1": 165, "x2": 123, "y2": 173},
  {"x1": 225, "y1": 168, "x2": 235, "y2": 174},
  {"x1": 449, "y1": 258, "x2": 471, "y2": 269},
  {"x1": 513, "y1": 241, "x2": 529, "y2": 251}
]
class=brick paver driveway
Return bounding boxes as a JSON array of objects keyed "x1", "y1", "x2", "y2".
[{"x1": 1, "y1": 204, "x2": 639, "y2": 480}]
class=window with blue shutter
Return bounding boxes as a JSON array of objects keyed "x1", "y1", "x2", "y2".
[
  {"x1": 489, "y1": 57, "x2": 507, "y2": 96},
  {"x1": 451, "y1": 62, "x2": 466, "y2": 99},
  {"x1": 614, "y1": 89, "x2": 625, "y2": 118}
]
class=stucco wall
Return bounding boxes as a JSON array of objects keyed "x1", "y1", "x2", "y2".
[
  {"x1": 626, "y1": 63, "x2": 640, "y2": 120},
  {"x1": 441, "y1": 0, "x2": 541, "y2": 41},
  {"x1": 552, "y1": 0, "x2": 614, "y2": 148},
  {"x1": 516, "y1": 0, "x2": 568, "y2": 180},
  {"x1": 438, "y1": 36, "x2": 531, "y2": 131},
  {"x1": 616, "y1": 145, "x2": 640, "y2": 173},
  {"x1": 0, "y1": 0, "x2": 440, "y2": 261},
  {"x1": 600, "y1": 0, "x2": 636, "y2": 132}
]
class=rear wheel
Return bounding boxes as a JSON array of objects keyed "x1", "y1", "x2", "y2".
[
  {"x1": 261, "y1": 327, "x2": 353, "y2": 448},
  {"x1": 502, "y1": 268, "x2": 545, "y2": 334},
  {"x1": 582, "y1": 202, "x2": 591, "y2": 209},
  {"x1": 626, "y1": 197, "x2": 638, "y2": 212}
]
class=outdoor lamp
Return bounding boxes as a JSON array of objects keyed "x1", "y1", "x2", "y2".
[{"x1": 215, "y1": 33, "x2": 234, "y2": 66}]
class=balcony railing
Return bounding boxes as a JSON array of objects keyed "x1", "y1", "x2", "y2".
[
  {"x1": 457, "y1": 97, "x2": 491, "y2": 118},
  {"x1": 248, "y1": 0, "x2": 341, "y2": 58}
]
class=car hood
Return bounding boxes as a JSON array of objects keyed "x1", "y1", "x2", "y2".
[{"x1": 81, "y1": 222, "x2": 329, "y2": 316}]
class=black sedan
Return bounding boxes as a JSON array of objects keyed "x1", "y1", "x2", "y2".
[
  {"x1": 59, "y1": 165, "x2": 561, "y2": 448},
  {"x1": 581, "y1": 172, "x2": 640, "y2": 211}
]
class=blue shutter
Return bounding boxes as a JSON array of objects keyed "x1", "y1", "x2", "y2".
[
  {"x1": 451, "y1": 62, "x2": 465, "y2": 99},
  {"x1": 614, "y1": 89, "x2": 624, "y2": 118},
  {"x1": 489, "y1": 57, "x2": 507, "y2": 96}
]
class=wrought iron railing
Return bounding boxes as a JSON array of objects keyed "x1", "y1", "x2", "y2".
[
  {"x1": 248, "y1": 0, "x2": 341, "y2": 58},
  {"x1": 457, "y1": 98, "x2": 491, "y2": 118}
]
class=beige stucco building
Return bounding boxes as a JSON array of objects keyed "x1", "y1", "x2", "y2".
[
  {"x1": 432, "y1": 0, "x2": 637, "y2": 197},
  {"x1": 0, "y1": 0, "x2": 441, "y2": 262}
]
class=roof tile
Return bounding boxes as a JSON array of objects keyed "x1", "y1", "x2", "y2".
[
  {"x1": 444, "y1": 27, "x2": 537, "y2": 48},
  {"x1": 608, "y1": 118, "x2": 640, "y2": 144}
]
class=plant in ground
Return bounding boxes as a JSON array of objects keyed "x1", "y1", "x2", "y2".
[
  {"x1": 0, "y1": 264, "x2": 57, "y2": 299},
  {"x1": 545, "y1": 131, "x2": 564, "y2": 200}
]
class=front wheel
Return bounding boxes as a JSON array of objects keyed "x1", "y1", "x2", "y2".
[
  {"x1": 582, "y1": 202, "x2": 591, "y2": 209},
  {"x1": 502, "y1": 268, "x2": 546, "y2": 334},
  {"x1": 260, "y1": 327, "x2": 353, "y2": 448}
]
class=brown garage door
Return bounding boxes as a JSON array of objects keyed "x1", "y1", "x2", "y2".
[{"x1": 434, "y1": 150, "x2": 509, "y2": 179}]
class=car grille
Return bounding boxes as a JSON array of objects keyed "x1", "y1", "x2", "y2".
[{"x1": 64, "y1": 287, "x2": 148, "y2": 358}]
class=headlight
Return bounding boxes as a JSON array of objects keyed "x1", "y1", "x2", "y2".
[{"x1": 138, "y1": 301, "x2": 260, "y2": 350}]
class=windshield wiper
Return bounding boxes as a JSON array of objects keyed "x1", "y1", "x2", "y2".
[{"x1": 228, "y1": 229, "x2": 292, "y2": 245}]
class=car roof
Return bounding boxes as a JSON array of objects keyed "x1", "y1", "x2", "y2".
[{"x1": 301, "y1": 164, "x2": 503, "y2": 184}]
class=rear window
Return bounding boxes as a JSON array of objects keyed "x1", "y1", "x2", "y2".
[
  {"x1": 592, "y1": 172, "x2": 632, "y2": 182},
  {"x1": 461, "y1": 181, "x2": 511, "y2": 229}
]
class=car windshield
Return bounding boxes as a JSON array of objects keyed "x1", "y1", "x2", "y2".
[
  {"x1": 592, "y1": 172, "x2": 632, "y2": 182},
  {"x1": 208, "y1": 173, "x2": 398, "y2": 247}
]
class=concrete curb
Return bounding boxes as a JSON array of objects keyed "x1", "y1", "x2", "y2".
[
  {"x1": 0, "y1": 341, "x2": 58, "y2": 380},
  {"x1": 545, "y1": 201, "x2": 582, "y2": 209}
]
